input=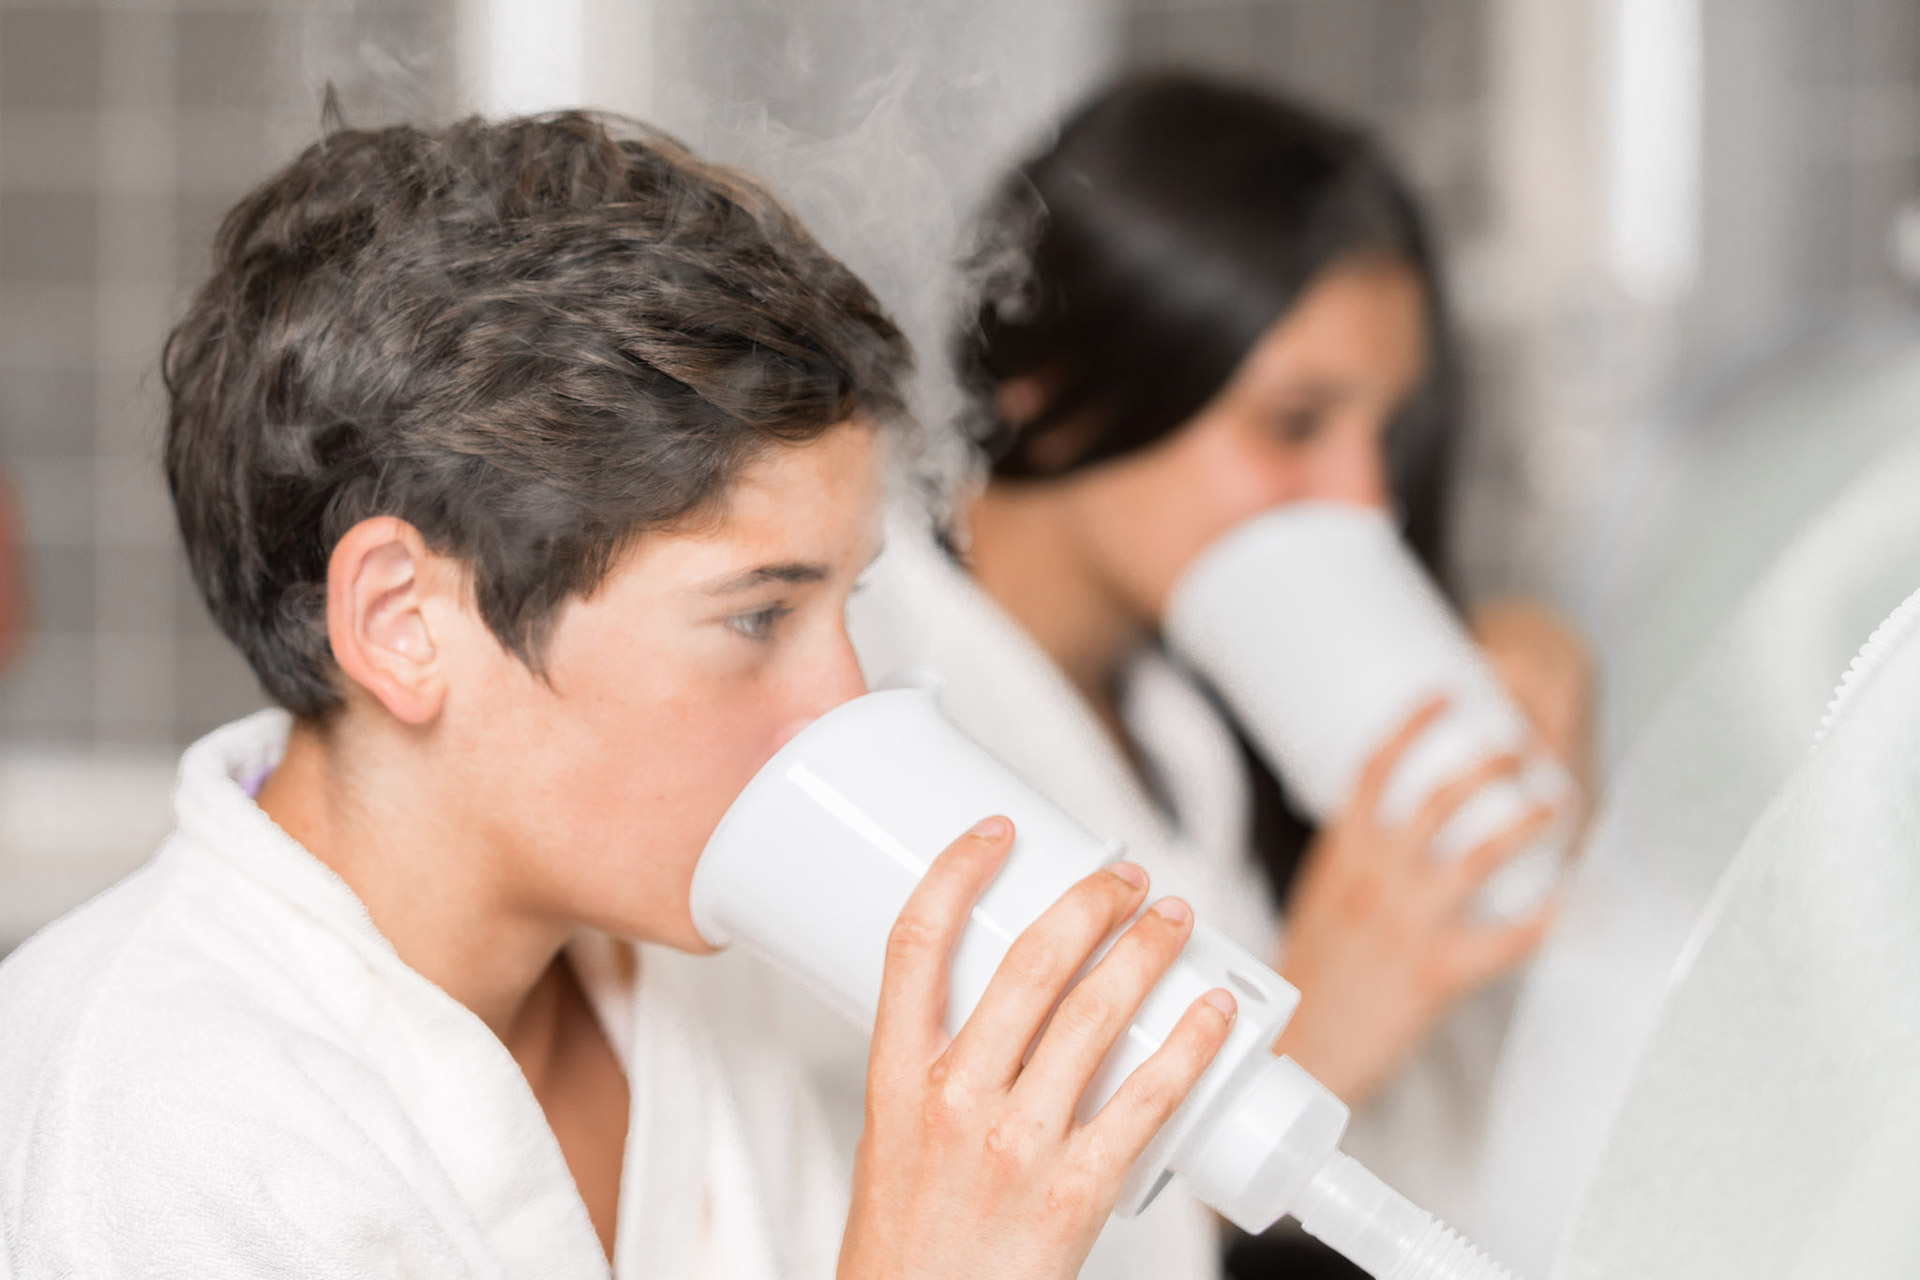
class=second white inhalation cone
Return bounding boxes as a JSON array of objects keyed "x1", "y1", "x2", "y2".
[{"x1": 1165, "y1": 502, "x2": 1573, "y2": 920}]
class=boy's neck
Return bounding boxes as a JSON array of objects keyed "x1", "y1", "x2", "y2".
[{"x1": 257, "y1": 715, "x2": 573, "y2": 1039}]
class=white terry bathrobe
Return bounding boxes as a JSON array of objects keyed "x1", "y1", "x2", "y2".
[
  {"x1": 831, "y1": 522, "x2": 1511, "y2": 1277},
  {"x1": 0, "y1": 710, "x2": 846, "y2": 1280}
]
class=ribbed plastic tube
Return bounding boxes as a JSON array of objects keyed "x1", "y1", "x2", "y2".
[{"x1": 1295, "y1": 1152, "x2": 1517, "y2": 1280}]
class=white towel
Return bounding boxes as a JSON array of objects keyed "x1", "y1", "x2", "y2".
[
  {"x1": 1552, "y1": 586, "x2": 1920, "y2": 1279},
  {"x1": 0, "y1": 710, "x2": 845, "y2": 1280},
  {"x1": 1477, "y1": 433, "x2": 1920, "y2": 1272}
]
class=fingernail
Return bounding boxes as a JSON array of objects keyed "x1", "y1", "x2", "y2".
[
  {"x1": 970, "y1": 816, "x2": 1010, "y2": 840},
  {"x1": 1105, "y1": 861, "x2": 1148, "y2": 889},
  {"x1": 1202, "y1": 988, "x2": 1237, "y2": 1018},
  {"x1": 1150, "y1": 896, "x2": 1191, "y2": 923}
]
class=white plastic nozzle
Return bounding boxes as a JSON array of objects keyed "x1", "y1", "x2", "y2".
[
  {"x1": 1178, "y1": 1053, "x2": 1348, "y2": 1234},
  {"x1": 1176, "y1": 1055, "x2": 1522, "y2": 1280}
]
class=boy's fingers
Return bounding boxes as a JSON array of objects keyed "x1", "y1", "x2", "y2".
[
  {"x1": 1011, "y1": 896, "x2": 1194, "y2": 1125},
  {"x1": 870, "y1": 817, "x2": 1015, "y2": 1086},
  {"x1": 1074, "y1": 989, "x2": 1236, "y2": 1172},
  {"x1": 944, "y1": 862, "x2": 1151, "y2": 1090}
]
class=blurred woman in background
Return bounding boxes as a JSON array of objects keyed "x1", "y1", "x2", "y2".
[{"x1": 849, "y1": 72, "x2": 1594, "y2": 1279}]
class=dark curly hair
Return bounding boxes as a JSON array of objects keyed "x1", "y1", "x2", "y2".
[{"x1": 164, "y1": 110, "x2": 911, "y2": 718}]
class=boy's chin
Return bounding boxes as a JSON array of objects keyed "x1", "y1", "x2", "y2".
[{"x1": 603, "y1": 909, "x2": 720, "y2": 957}]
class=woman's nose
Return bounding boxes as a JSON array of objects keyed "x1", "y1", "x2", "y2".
[{"x1": 1316, "y1": 433, "x2": 1393, "y2": 511}]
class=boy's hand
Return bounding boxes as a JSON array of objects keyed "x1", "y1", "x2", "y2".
[{"x1": 838, "y1": 817, "x2": 1236, "y2": 1280}]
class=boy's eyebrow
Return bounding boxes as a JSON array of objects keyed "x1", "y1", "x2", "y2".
[{"x1": 701, "y1": 562, "x2": 833, "y2": 594}]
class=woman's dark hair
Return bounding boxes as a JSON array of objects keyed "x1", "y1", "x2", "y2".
[
  {"x1": 959, "y1": 73, "x2": 1462, "y2": 903},
  {"x1": 960, "y1": 71, "x2": 1457, "y2": 583},
  {"x1": 164, "y1": 110, "x2": 910, "y2": 719}
]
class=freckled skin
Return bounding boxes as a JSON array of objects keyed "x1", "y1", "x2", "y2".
[
  {"x1": 262, "y1": 425, "x2": 887, "y2": 1263},
  {"x1": 438, "y1": 423, "x2": 888, "y2": 954}
]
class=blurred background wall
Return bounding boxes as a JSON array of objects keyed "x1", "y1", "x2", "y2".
[
  {"x1": 0, "y1": 0, "x2": 1916, "y2": 947},
  {"x1": 0, "y1": 0, "x2": 457, "y2": 751}
]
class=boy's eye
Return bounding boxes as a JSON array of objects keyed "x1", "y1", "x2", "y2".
[{"x1": 727, "y1": 604, "x2": 793, "y2": 642}]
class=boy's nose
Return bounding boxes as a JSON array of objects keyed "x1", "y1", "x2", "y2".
[
  {"x1": 814, "y1": 635, "x2": 871, "y2": 711},
  {"x1": 772, "y1": 635, "x2": 870, "y2": 752}
]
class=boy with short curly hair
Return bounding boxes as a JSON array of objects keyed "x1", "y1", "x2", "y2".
[{"x1": 0, "y1": 111, "x2": 1231, "y2": 1280}]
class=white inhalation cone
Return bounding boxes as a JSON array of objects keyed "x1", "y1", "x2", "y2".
[{"x1": 692, "y1": 671, "x2": 1525, "y2": 1279}]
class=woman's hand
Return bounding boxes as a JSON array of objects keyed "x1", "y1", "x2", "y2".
[
  {"x1": 1472, "y1": 598, "x2": 1597, "y2": 802},
  {"x1": 839, "y1": 817, "x2": 1237, "y2": 1280},
  {"x1": 1272, "y1": 701, "x2": 1555, "y2": 1105}
]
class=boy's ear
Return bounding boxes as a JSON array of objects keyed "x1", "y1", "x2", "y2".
[{"x1": 326, "y1": 517, "x2": 447, "y2": 725}]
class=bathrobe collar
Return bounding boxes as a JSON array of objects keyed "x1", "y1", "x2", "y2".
[{"x1": 170, "y1": 709, "x2": 790, "y2": 1280}]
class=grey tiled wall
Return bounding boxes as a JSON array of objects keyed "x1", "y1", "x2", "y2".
[
  {"x1": 1689, "y1": 0, "x2": 1920, "y2": 349},
  {"x1": 0, "y1": 0, "x2": 453, "y2": 751},
  {"x1": 1118, "y1": 0, "x2": 1920, "y2": 595},
  {"x1": 1119, "y1": 0, "x2": 1494, "y2": 253},
  {"x1": 3, "y1": 0, "x2": 1915, "y2": 751}
]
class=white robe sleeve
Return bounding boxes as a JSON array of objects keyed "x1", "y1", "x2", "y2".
[{"x1": 11, "y1": 1005, "x2": 497, "y2": 1280}]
